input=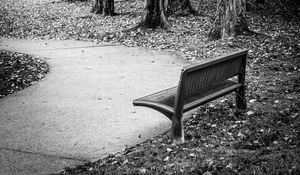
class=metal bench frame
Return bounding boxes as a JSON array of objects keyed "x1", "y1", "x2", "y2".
[{"x1": 133, "y1": 50, "x2": 248, "y2": 144}]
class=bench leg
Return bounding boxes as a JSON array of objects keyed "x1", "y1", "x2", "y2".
[
  {"x1": 171, "y1": 113, "x2": 184, "y2": 144},
  {"x1": 236, "y1": 86, "x2": 246, "y2": 110}
]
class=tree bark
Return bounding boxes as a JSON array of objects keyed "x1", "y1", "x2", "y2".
[
  {"x1": 167, "y1": 0, "x2": 198, "y2": 16},
  {"x1": 90, "y1": 0, "x2": 115, "y2": 16},
  {"x1": 136, "y1": 0, "x2": 169, "y2": 29},
  {"x1": 208, "y1": 0, "x2": 249, "y2": 40}
]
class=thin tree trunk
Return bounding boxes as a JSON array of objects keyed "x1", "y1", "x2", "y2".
[
  {"x1": 235, "y1": 0, "x2": 249, "y2": 35},
  {"x1": 208, "y1": 0, "x2": 248, "y2": 40},
  {"x1": 91, "y1": 0, "x2": 115, "y2": 15}
]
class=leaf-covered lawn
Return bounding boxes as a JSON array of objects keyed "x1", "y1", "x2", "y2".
[
  {"x1": 0, "y1": 0, "x2": 299, "y2": 174},
  {"x1": 0, "y1": 51, "x2": 49, "y2": 98}
]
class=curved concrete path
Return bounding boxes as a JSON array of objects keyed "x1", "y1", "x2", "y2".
[{"x1": 0, "y1": 39, "x2": 189, "y2": 175}]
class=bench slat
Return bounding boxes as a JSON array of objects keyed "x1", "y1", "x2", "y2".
[
  {"x1": 183, "y1": 57, "x2": 243, "y2": 95},
  {"x1": 183, "y1": 81, "x2": 242, "y2": 112},
  {"x1": 133, "y1": 80, "x2": 241, "y2": 119},
  {"x1": 134, "y1": 86, "x2": 177, "y2": 108},
  {"x1": 133, "y1": 87, "x2": 177, "y2": 119},
  {"x1": 182, "y1": 49, "x2": 248, "y2": 72}
]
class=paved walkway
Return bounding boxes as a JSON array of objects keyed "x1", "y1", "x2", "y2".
[{"x1": 0, "y1": 39, "x2": 189, "y2": 175}]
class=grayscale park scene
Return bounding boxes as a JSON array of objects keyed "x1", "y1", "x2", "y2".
[{"x1": 0, "y1": 0, "x2": 299, "y2": 174}]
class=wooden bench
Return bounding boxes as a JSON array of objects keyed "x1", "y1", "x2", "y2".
[{"x1": 133, "y1": 50, "x2": 248, "y2": 144}]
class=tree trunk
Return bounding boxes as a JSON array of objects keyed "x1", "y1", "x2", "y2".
[
  {"x1": 90, "y1": 0, "x2": 115, "y2": 16},
  {"x1": 136, "y1": 0, "x2": 169, "y2": 29},
  {"x1": 167, "y1": 0, "x2": 198, "y2": 16},
  {"x1": 208, "y1": 0, "x2": 248, "y2": 40}
]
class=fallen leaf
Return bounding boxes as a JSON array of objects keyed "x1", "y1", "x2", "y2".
[
  {"x1": 247, "y1": 110, "x2": 254, "y2": 115},
  {"x1": 163, "y1": 156, "x2": 169, "y2": 161},
  {"x1": 166, "y1": 148, "x2": 172, "y2": 152}
]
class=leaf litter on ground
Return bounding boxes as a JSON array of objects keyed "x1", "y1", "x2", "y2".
[
  {"x1": 0, "y1": 0, "x2": 299, "y2": 174},
  {"x1": 0, "y1": 51, "x2": 49, "y2": 98}
]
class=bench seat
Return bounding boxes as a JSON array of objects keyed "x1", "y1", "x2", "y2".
[{"x1": 133, "y1": 80, "x2": 242, "y2": 120}]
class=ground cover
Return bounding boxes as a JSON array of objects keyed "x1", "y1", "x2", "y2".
[
  {"x1": 0, "y1": 0, "x2": 299, "y2": 174},
  {"x1": 0, "y1": 51, "x2": 49, "y2": 98}
]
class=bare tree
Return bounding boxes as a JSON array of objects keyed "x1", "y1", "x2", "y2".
[
  {"x1": 208, "y1": 0, "x2": 249, "y2": 40},
  {"x1": 90, "y1": 0, "x2": 115, "y2": 16}
]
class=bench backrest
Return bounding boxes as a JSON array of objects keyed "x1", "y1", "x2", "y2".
[
  {"x1": 181, "y1": 49, "x2": 248, "y2": 96},
  {"x1": 174, "y1": 50, "x2": 248, "y2": 113}
]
